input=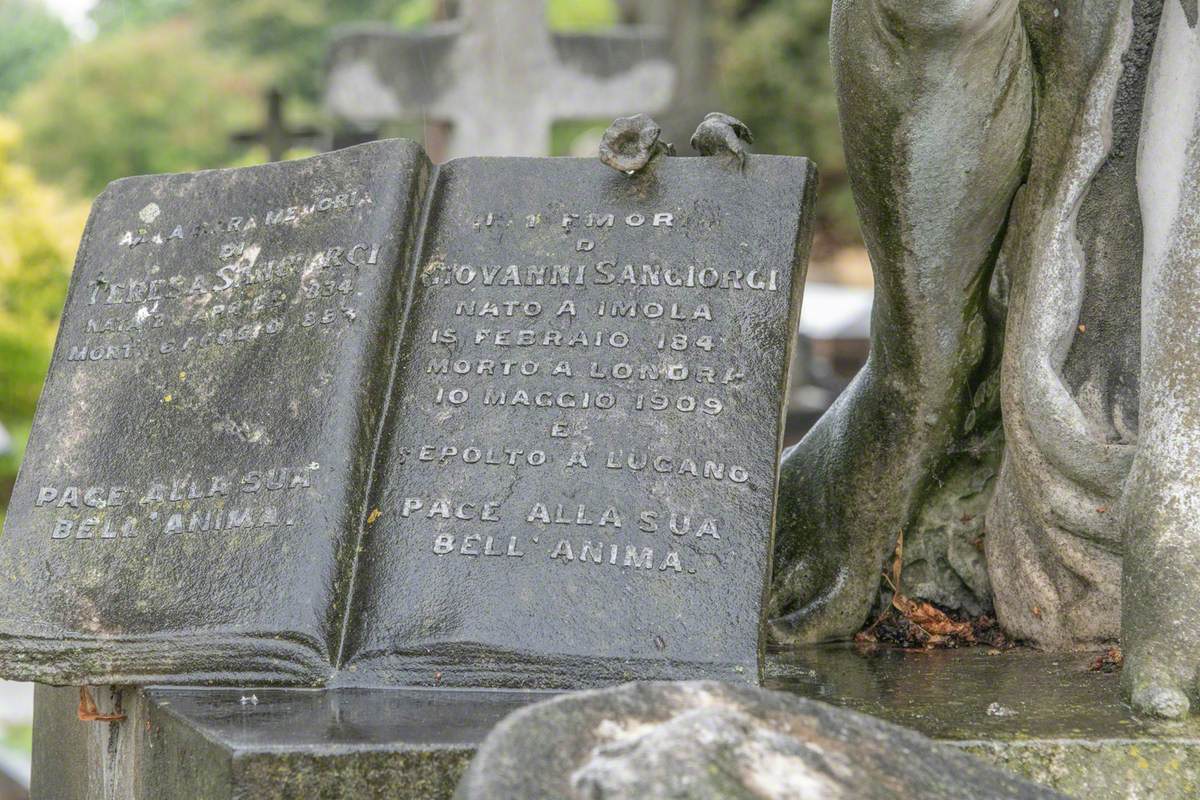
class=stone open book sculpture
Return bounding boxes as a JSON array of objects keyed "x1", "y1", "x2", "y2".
[{"x1": 0, "y1": 139, "x2": 816, "y2": 689}]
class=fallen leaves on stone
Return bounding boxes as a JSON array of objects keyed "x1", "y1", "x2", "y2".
[
  {"x1": 855, "y1": 533, "x2": 1011, "y2": 651},
  {"x1": 1089, "y1": 647, "x2": 1124, "y2": 673}
]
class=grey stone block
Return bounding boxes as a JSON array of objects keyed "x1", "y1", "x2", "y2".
[{"x1": 34, "y1": 647, "x2": 1200, "y2": 799}]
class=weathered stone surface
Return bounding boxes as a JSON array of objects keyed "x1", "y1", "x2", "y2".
[
  {"x1": 340, "y1": 153, "x2": 816, "y2": 689},
  {"x1": 598, "y1": 113, "x2": 673, "y2": 173},
  {"x1": 770, "y1": 0, "x2": 1200, "y2": 719},
  {"x1": 1123, "y1": 0, "x2": 1200, "y2": 719},
  {"x1": 36, "y1": 648, "x2": 1200, "y2": 799},
  {"x1": 984, "y1": 0, "x2": 1158, "y2": 654},
  {"x1": 0, "y1": 140, "x2": 430, "y2": 687},
  {"x1": 771, "y1": 645, "x2": 1200, "y2": 800},
  {"x1": 690, "y1": 112, "x2": 754, "y2": 167},
  {"x1": 770, "y1": 0, "x2": 1030, "y2": 641},
  {"x1": 1, "y1": 141, "x2": 815, "y2": 690},
  {"x1": 901, "y1": 425, "x2": 1001, "y2": 617},
  {"x1": 455, "y1": 680, "x2": 1065, "y2": 800},
  {"x1": 31, "y1": 685, "x2": 539, "y2": 800}
]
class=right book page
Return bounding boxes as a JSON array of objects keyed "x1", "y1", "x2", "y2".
[{"x1": 342, "y1": 154, "x2": 816, "y2": 688}]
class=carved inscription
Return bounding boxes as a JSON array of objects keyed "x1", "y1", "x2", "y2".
[
  {"x1": 391, "y1": 200, "x2": 784, "y2": 582},
  {"x1": 34, "y1": 465, "x2": 314, "y2": 541},
  {"x1": 33, "y1": 180, "x2": 383, "y2": 544},
  {"x1": 69, "y1": 192, "x2": 378, "y2": 363}
]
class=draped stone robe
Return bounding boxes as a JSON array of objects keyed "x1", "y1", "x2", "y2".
[{"x1": 772, "y1": 0, "x2": 1200, "y2": 716}]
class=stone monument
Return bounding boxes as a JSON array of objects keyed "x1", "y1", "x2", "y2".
[
  {"x1": 7, "y1": 114, "x2": 817, "y2": 798},
  {"x1": 12, "y1": 0, "x2": 1200, "y2": 792},
  {"x1": 323, "y1": 0, "x2": 676, "y2": 159},
  {"x1": 770, "y1": 0, "x2": 1200, "y2": 720},
  {"x1": 230, "y1": 87, "x2": 325, "y2": 163},
  {"x1": 0, "y1": 126, "x2": 814, "y2": 694}
]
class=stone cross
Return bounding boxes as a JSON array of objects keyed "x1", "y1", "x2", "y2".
[
  {"x1": 232, "y1": 87, "x2": 325, "y2": 163},
  {"x1": 324, "y1": 0, "x2": 676, "y2": 160}
]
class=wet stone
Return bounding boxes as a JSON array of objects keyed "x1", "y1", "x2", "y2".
[
  {"x1": 455, "y1": 681, "x2": 1067, "y2": 800},
  {"x1": 769, "y1": 645, "x2": 1200, "y2": 800},
  {"x1": 33, "y1": 648, "x2": 1200, "y2": 799},
  {"x1": 31, "y1": 684, "x2": 536, "y2": 800},
  {"x1": 340, "y1": 152, "x2": 816, "y2": 689},
  {"x1": 0, "y1": 141, "x2": 816, "y2": 689}
]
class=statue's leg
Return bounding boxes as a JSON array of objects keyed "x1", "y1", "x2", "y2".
[
  {"x1": 770, "y1": 0, "x2": 1033, "y2": 642},
  {"x1": 1123, "y1": 1, "x2": 1200, "y2": 719}
]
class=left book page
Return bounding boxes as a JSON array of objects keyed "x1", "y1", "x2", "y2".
[{"x1": 0, "y1": 140, "x2": 430, "y2": 686}]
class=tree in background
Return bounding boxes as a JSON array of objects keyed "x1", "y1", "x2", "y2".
[
  {"x1": 11, "y1": 19, "x2": 261, "y2": 196},
  {"x1": 547, "y1": 0, "x2": 618, "y2": 28},
  {"x1": 188, "y1": 0, "x2": 618, "y2": 106},
  {"x1": 0, "y1": 0, "x2": 70, "y2": 109},
  {"x1": 0, "y1": 119, "x2": 86, "y2": 422},
  {"x1": 88, "y1": 0, "x2": 190, "y2": 36},
  {"x1": 191, "y1": 0, "x2": 405, "y2": 103},
  {"x1": 715, "y1": 0, "x2": 857, "y2": 246}
]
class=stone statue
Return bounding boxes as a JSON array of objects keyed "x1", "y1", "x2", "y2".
[{"x1": 772, "y1": 0, "x2": 1200, "y2": 717}]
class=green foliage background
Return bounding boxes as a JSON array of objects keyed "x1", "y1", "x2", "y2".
[
  {"x1": 88, "y1": 0, "x2": 189, "y2": 35},
  {"x1": 12, "y1": 20, "x2": 260, "y2": 195},
  {"x1": 0, "y1": 0, "x2": 70, "y2": 108},
  {"x1": 0, "y1": 120, "x2": 86, "y2": 421},
  {"x1": 0, "y1": 118, "x2": 85, "y2": 524}
]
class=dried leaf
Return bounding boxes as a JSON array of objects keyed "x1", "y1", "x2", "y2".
[
  {"x1": 77, "y1": 687, "x2": 126, "y2": 723},
  {"x1": 1089, "y1": 647, "x2": 1124, "y2": 673},
  {"x1": 856, "y1": 535, "x2": 1012, "y2": 651}
]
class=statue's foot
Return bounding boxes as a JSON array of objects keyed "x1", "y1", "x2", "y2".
[
  {"x1": 1130, "y1": 684, "x2": 1189, "y2": 719},
  {"x1": 1124, "y1": 656, "x2": 1196, "y2": 719},
  {"x1": 768, "y1": 552, "x2": 875, "y2": 644},
  {"x1": 1119, "y1": 486, "x2": 1200, "y2": 720}
]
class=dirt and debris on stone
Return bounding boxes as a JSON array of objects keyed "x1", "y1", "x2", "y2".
[
  {"x1": 1088, "y1": 647, "x2": 1124, "y2": 673},
  {"x1": 855, "y1": 535, "x2": 1012, "y2": 651},
  {"x1": 986, "y1": 702, "x2": 1018, "y2": 718}
]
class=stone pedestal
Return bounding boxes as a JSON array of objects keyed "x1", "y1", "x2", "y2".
[
  {"x1": 31, "y1": 686, "x2": 542, "y2": 800},
  {"x1": 32, "y1": 648, "x2": 1200, "y2": 799},
  {"x1": 770, "y1": 646, "x2": 1200, "y2": 800},
  {"x1": 0, "y1": 770, "x2": 24, "y2": 800}
]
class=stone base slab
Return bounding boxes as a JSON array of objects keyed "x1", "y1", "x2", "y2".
[
  {"x1": 769, "y1": 645, "x2": 1200, "y2": 800},
  {"x1": 32, "y1": 646, "x2": 1200, "y2": 799}
]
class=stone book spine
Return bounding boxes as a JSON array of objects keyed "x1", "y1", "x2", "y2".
[{"x1": 0, "y1": 142, "x2": 816, "y2": 689}]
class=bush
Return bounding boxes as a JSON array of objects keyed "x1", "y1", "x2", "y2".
[
  {"x1": 11, "y1": 19, "x2": 261, "y2": 196},
  {"x1": 0, "y1": 0, "x2": 70, "y2": 109},
  {"x1": 0, "y1": 118, "x2": 86, "y2": 422}
]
